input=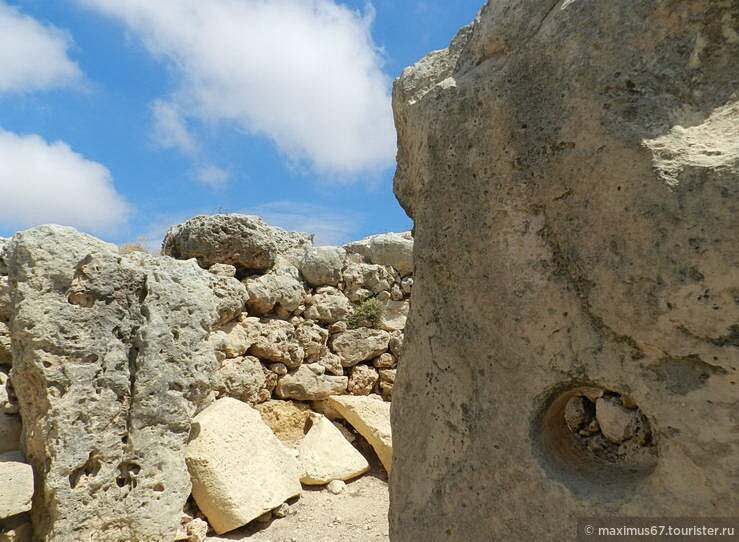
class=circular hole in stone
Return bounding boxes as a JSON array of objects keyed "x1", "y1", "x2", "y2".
[{"x1": 534, "y1": 384, "x2": 658, "y2": 496}]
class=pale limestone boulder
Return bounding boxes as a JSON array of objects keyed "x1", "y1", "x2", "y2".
[
  {"x1": 327, "y1": 395, "x2": 391, "y2": 473},
  {"x1": 388, "y1": 331, "x2": 403, "y2": 358},
  {"x1": 304, "y1": 287, "x2": 353, "y2": 324},
  {"x1": 347, "y1": 365, "x2": 379, "y2": 396},
  {"x1": 249, "y1": 319, "x2": 304, "y2": 369},
  {"x1": 0, "y1": 453, "x2": 33, "y2": 519},
  {"x1": 380, "y1": 300, "x2": 409, "y2": 331},
  {"x1": 297, "y1": 413, "x2": 369, "y2": 485},
  {"x1": 596, "y1": 397, "x2": 636, "y2": 444},
  {"x1": 209, "y1": 316, "x2": 260, "y2": 361},
  {"x1": 244, "y1": 267, "x2": 305, "y2": 316},
  {"x1": 344, "y1": 232, "x2": 413, "y2": 276},
  {"x1": 295, "y1": 322, "x2": 328, "y2": 362},
  {"x1": 342, "y1": 263, "x2": 396, "y2": 302},
  {"x1": 162, "y1": 214, "x2": 311, "y2": 272},
  {"x1": 299, "y1": 246, "x2": 345, "y2": 287},
  {"x1": 187, "y1": 398, "x2": 301, "y2": 534},
  {"x1": 275, "y1": 365, "x2": 347, "y2": 401},
  {"x1": 330, "y1": 328, "x2": 390, "y2": 367},
  {"x1": 5, "y1": 225, "x2": 228, "y2": 542},
  {"x1": 0, "y1": 276, "x2": 9, "y2": 322},
  {"x1": 391, "y1": 2, "x2": 739, "y2": 540},
  {"x1": 256, "y1": 399, "x2": 311, "y2": 443},
  {"x1": 216, "y1": 356, "x2": 265, "y2": 404}
]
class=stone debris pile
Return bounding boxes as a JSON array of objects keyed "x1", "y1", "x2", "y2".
[{"x1": 0, "y1": 216, "x2": 407, "y2": 541}]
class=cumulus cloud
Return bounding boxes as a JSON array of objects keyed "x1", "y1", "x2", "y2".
[
  {"x1": 196, "y1": 165, "x2": 230, "y2": 186},
  {"x1": 0, "y1": 1, "x2": 82, "y2": 93},
  {"x1": 0, "y1": 128, "x2": 131, "y2": 234},
  {"x1": 151, "y1": 100, "x2": 199, "y2": 155},
  {"x1": 79, "y1": 0, "x2": 396, "y2": 177}
]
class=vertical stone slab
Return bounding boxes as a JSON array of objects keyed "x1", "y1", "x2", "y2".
[
  {"x1": 6, "y1": 226, "x2": 240, "y2": 542},
  {"x1": 390, "y1": 1, "x2": 739, "y2": 540}
]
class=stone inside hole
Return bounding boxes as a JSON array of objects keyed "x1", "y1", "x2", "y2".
[{"x1": 563, "y1": 389, "x2": 657, "y2": 468}]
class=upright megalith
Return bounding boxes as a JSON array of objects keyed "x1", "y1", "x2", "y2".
[
  {"x1": 390, "y1": 1, "x2": 738, "y2": 541},
  {"x1": 5, "y1": 225, "x2": 247, "y2": 542}
]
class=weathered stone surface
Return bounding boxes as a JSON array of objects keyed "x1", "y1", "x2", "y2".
[
  {"x1": 0, "y1": 369, "x2": 20, "y2": 454},
  {"x1": 245, "y1": 267, "x2": 305, "y2": 316},
  {"x1": 331, "y1": 328, "x2": 390, "y2": 367},
  {"x1": 344, "y1": 232, "x2": 413, "y2": 276},
  {"x1": 5, "y1": 225, "x2": 225, "y2": 542},
  {"x1": 299, "y1": 246, "x2": 345, "y2": 287},
  {"x1": 256, "y1": 400, "x2": 311, "y2": 443},
  {"x1": 216, "y1": 356, "x2": 265, "y2": 404},
  {"x1": 596, "y1": 397, "x2": 636, "y2": 444},
  {"x1": 209, "y1": 316, "x2": 260, "y2": 361},
  {"x1": 342, "y1": 263, "x2": 396, "y2": 302},
  {"x1": 328, "y1": 395, "x2": 391, "y2": 474},
  {"x1": 373, "y1": 353, "x2": 396, "y2": 369},
  {"x1": 316, "y1": 351, "x2": 344, "y2": 376},
  {"x1": 304, "y1": 287, "x2": 353, "y2": 324},
  {"x1": 275, "y1": 366, "x2": 347, "y2": 401},
  {"x1": 249, "y1": 319, "x2": 304, "y2": 369},
  {"x1": 295, "y1": 322, "x2": 328, "y2": 363},
  {"x1": 380, "y1": 300, "x2": 409, "y2": 331},
  {"x1": 208, "y1": 263, "x2": 237, "y2": 277},
  {"x1": 347, "y1": 364, "x2": 379, "y2": 396},
  {"x1": 186, "y1": 398, "x2": 301, "y2": 535},
  {"x1": 378, "y1": 369, "x2": 395, "y2": 401},
  {"x1": 0, "y1": 453, "x2": 33, "y2": 519},
  {"x1": 390, "y1": 2, "x2": 739, "y2": 540},
  {"x1": 297, "y1": 413, "x2": 369, "y2": 485},
  {"x1": 0, "y1": 277, "x2": 10, "y2": 322},
  {"x1": 162, "y1": 214, "x2": 311, "y2": 271},
  {"x1": 0, "y1": 322, "x2": 12, "y2": 366}
]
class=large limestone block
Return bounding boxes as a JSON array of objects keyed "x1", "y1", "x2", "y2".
[
  {"x1": 5, "y1": 225, "x2": 232, "y2": 542},
  {"x1": 330, "y1": 328, "x2": 390, "y2": 367},
  {"x1": 390, "y1": 2, "x2": 739, "y2": 541},
  {"x1": 344, "y1": 232, "x2": 413, "y2": 276},
  {"x1": 327, "y1": 395, "x2": 392, "y2": 473},
  {"x1": 297, "y1": 413, "x2": 369, "y2": 484},
  {"x1": 0, "y1": 453, "x2": 33, "y2": 518},
  {"x1": 275, "y1": 365, "x2": 348, "y2": 400},
  {"x1": 186, "y1": 398, "x2": 302, "y2": 534},
  {"x1": 162, "y1": 214, "x2": 311, "y2": 271}
]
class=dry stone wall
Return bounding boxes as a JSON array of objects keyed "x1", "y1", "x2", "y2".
[
  {"x1": 0, "y1": 216, "x2": 410, "y2": 541},
  {"x1": 390, "y1": 1, "x2": 738, "y2": 541}
]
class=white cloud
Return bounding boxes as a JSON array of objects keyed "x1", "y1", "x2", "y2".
[
  {"x1": 0, "y1": 128, "x2": 130, "y2": 234},
  {"x1": 246, "y1": 201, "x2": 362, "y2": 245},
  {"x1": 79, "y1": 0, "x2": 396, "y2": 177},
  {"x1": 196, "y1": 165, "x2": 230, "y2": 186},
  {"x1": 151, "y1": 100, "x2": 199, "y2": 155},
  {"x1": 0, "y1": 1, "x2": 82, "y2": 93}
]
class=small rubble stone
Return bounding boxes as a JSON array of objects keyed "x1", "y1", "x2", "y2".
[
  {"x1": 373, "y1": 353, "x2": 396, "y2": 369},
  {"x1": 316, "y1": 351, "x2": 344, "y2": 376},
  {"x1": 272, "y1": 502, "x2": 290, "y2": 518},
  {"x1": 564, "y1": 396, "x2": 589, "y2": 432},
  {"x1": 0, "y1": 453, "x2": 33, "y2": 518},
  {"x1": 275, "y1": 366, "x2": 348, "y2": 401},
  {"x1": 249, "y1": 319, "x2": 304, "y2": 369},
  {"x1": 330, "y1": 328, "x2": 390, "y2": 367},
  {"x1": 208, "y1": 263, "x2": 237, "y2": 278},
  {"x1": 596, "y1": 397, "x2": 634, "y2": 444},
  {"x1": 185, "y1": 517, "x2": 209, "y2": 542},
  {"x1": 304, "y1": 288, "x2": 353, "y2": 324},
  {"x1": 348, "y1": 365, "x2": 379, "y2": 396},
  {"x1": 326, "y1": 480, "x2": 346, "y2": 494},
  {"x1": 299, "y1": 247, "x2": 345, "y2": 287},
  {"x1": 216, "y1": 356, "x2": 265, "y2": 404}
]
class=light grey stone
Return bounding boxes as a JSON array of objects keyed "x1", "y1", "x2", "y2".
[
  {"x1": 342, "y1": 263, "x2": 395, "y2": 302},
  {"x1": 275, "y1": 366, "x2": 347, "y2": 401},
  {"x1": 216, "y1": 356, "x2": 266, "y2": 404},
  {"x1": 390, "y1": 2, "x2": 739, "y2": 540},
  {"x1": 162, "y1": 214, "x2": 311, "y2": 271},
  {"x1": 249, "y1": 319, "x2": 304, "y2": 369},
  {"x1": 304, "y1": 288, "x2": 353, "y2": 324},
  {"x1": 300, "y1": 246, "x2": 345, "y2": 287},
  {"x1": 245, "y1": 267, "x2": 305, "y2": 317},
  {"x1": 5, "y1": 225, "x2": 227, "y2": 542},
  {"x1": 330, "y1": 328, "x2": 390, "y2": 367},
  {"x1": 344, "y1": 232, "x2": 413, "y2": 276},
  {"x1": 295, "y1": 322, "x2": 328, "y2": 363},
  {"x1": 0, "y1": 454, "x2": 33, "y2": 519}
]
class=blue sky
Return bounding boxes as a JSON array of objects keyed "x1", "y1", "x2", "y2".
[{"x1": 0, "y1": 0, "x2": 482, "y2": 247}]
